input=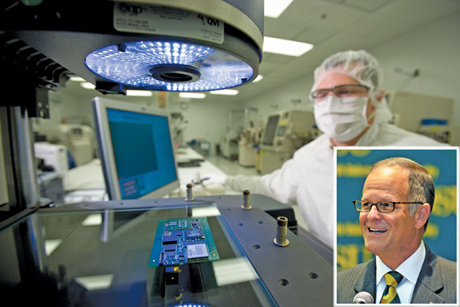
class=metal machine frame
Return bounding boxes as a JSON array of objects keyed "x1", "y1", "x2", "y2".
[{"x1": 0, "y1": 194, "x2": 333, "y2": 306}]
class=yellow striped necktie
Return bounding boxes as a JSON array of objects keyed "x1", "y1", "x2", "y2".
[{"x1": 380, "y1": 271, "x2": 404, "y2": 304}]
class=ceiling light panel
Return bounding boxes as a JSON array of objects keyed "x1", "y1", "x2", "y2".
[
  {"x1": 264, "y1": 0, "x2": 294, "y2": 18},
  {"x1": 263, "y1": 37, "x2": 314, "y2": 57},
  {"x1": 126, "y1": 90, "x2": 153, "y2": 97},
  {"x1": 179, "y1": 93, "x2": 206, "y2": 99},
  {"x1": 210, "y1": 89, "x2": 239, "y2": 95},
  {"x1": 69, "y1": 76, "x2": 85, "y2": 82},
  {"x1": 80, "y1": 82, "x2": 95, "y2": 89},
  {"x1": 253, "y1": 75, "x2": 264, "y2": 82}
]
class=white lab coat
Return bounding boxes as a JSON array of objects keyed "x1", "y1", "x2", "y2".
[{"x1": 225, "y1": 122, "x2": 445, "y2": 249}]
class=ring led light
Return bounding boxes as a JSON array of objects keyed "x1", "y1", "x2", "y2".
[
  {"x1": 85, "y1": 41, "x2": 254, "y2": 92},
  {"x1": 4, "y1": 0, "x2": 263, "y2": 94}
]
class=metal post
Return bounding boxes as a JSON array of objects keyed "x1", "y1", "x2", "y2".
[
  {"x1": 274, "y1": 216, "x2": 290, "y2": 247},
  {"x1": 241, "y1": 190, "x2": 252, "y2": 210}
]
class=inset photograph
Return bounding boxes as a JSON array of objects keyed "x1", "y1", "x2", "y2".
[{"x1": 335, "y1": 147, "x2": 458, "y2": 305}]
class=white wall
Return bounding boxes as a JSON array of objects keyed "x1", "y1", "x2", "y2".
[
  {"x1": 241, "y1": 74, "x2": 315, "y2": 122},
  {"x1": 241, "y1": 12, "x2": 460, "y2": 128},
  {"x1": 168, "y1": 98, "x2": 244, "y2": 154},
  {"x1": 49, "y1": 91, "x2": 94, "y2": 126},
  {"x1": 371, "y1": 12, "x2": 460, "y2": 127}
]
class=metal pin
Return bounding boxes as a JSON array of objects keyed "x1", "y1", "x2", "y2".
[
  {"x1": 241, "y1": 190, "x2": 252, "y2": 210},
  {"x1": 185, "y1": 183, "x2": 194, "y2": 201},
  {"x1": 274, "y1": 216, "x2": 290, "y2": 247}
]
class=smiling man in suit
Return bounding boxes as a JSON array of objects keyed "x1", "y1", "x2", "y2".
[{"x1": 337, "y1": 157, "x2": 457, "y2": 304}]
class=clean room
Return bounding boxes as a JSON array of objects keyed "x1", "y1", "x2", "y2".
[
  {"x1": 32, "y1": 0, "x2": 460, "y2": 200},
  {"x1": 1, "y1": 0, "x2": 459, "y2": 306}
]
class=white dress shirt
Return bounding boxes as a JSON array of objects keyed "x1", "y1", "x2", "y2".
[{"x1": 376, "y1": 241, "x2": 426, "y2": 303}]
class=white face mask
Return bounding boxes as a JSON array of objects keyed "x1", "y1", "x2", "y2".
[{"x1": 314, "y1": 96, "x2": 372, "y2": 142}]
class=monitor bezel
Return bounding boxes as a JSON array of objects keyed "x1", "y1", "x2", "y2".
[
  {"x1": 261, "y1": 113, "x2": 280, "y2": 147},
  {"x1": 93, "y1": 97, "x2": 180, "y2": 200}
]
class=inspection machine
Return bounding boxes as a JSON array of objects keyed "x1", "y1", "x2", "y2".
[
  {"x1": 0, "y1": 0, "x2": 264, "y2": 225},
  {"x1": 0, "y1": 1, "x2": 332, "y2": 306}
]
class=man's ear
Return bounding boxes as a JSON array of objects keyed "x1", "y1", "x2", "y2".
[
  {"x1": 415, "y1": 203, "x2": 431, "y2": 230},
  {"x1": 374, "y1": 88, "x2": 385, "y2": 102}
]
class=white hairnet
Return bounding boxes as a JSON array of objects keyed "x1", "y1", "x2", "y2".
[
  {"x1": 311, "y1": 50, "x2": 392, "y2": 124},
  {"x1": 311, "y1": 50, "x2": 383, "y2": 94}
]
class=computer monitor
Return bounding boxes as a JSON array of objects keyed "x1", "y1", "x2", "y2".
[
  {"x1": 261, "y1": 114, "x2": 280, "y2": 146},
  {"x1": 93, "y1": 97, "x2": 179, "y2": 200}
]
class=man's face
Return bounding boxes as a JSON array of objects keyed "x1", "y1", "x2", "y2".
[
  {"x1": 359, "y1": 166, "x2": 420, "y2": 261},
  {"x1": 316, "y1": 72, "x2": 375, "y2": 119}
]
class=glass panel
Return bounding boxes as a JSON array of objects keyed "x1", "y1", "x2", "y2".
[{"x1": 0, "y1": 203, "x2": 275, "y2": 306}]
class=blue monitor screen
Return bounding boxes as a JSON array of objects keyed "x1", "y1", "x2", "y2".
[{"x1": 106, "y1": 108, "x2": 177, "y2": 200}]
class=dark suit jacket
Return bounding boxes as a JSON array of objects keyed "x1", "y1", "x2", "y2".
[{"x1": 337, "y1": 244, "x2": 457, "y2": 304}]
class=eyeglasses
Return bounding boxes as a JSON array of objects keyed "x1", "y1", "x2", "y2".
[
  {"x1": 310, "y1": 84, "x2": 369, "y2": 102},
  {"x1": 353, "y1": 200, "x2": 424, "y2": 213}
]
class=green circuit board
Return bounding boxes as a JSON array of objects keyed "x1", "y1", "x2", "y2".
[{"x1": 149, "y1": 217, "x2": 219, "y2": 267}]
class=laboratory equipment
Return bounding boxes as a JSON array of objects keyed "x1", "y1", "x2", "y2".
[
  {"x1": 34, "y1": 142, "x2": 69, "y2": 177},
  {"x1": 0, "y1": 4, "x2": 336, "y2": 305},
  {"x1": 258, "y1": 110, "x2": 316, "y2": 175},
  {"x1": 417, "y1": 118, "x2": 449, "y2": 144},
  {"x1": 0, "y1": 0, "x2": 263, "y2": 94},
  {"x1": 0, "y1": 194, "x2": 333, "y2": 307},
  {"x1": 170, "y1": 112, "x2": 187, "y2": 148},
  {"x1": 93, "y1": 97, "x2": 179, "y2": 200},
  {"x1": 387, "y1": 91, "x2": 454, "y2": 141},
  {"x1": 35, "y1": 124, "x2": 96, "y2": 166},
  {"x1": 238, "y1": 108, "x2": 260, "y2": 167},
  {"x1": 0, "y1": 0, "x2": 263, "y2": 223},
  {"x1": 238, "y1": 123, "x2": 261, "y2": 167},
  {"x1": 220, "y1": 109, "x2": 246, "y2": 160},
  {"x1": 220, "y1": 128, "x2": 240, "y2": 160},
  {"x1": 37, "y1": 172, "x2": 64, "y2": 205},
  {"x1": 187, "y1": 139, "x2": 211, "y2": 157}
]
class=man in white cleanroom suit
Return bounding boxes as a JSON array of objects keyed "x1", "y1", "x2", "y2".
[{"x1": 224, "y1": 50, "x2": 444, "y2": 249}]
